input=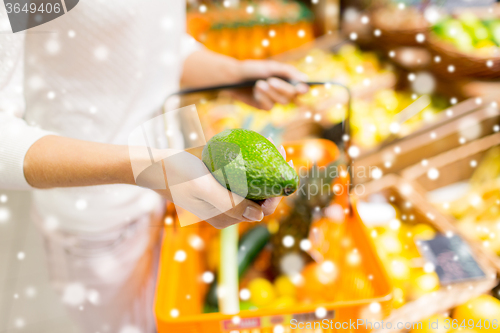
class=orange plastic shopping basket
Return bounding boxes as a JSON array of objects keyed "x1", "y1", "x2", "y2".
[{"x1": 154, "y1": 81, "x2": 393, "y2": 333}]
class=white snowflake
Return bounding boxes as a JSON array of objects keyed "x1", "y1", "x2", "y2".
[
  {"x1": 371, "y1": 168, "x2": 383, "y2": 180},
  {"x1": 87, "y1": 289, "x2": 100, "y2": 305},
  {"x1": 273, "y1": 325, "x2": 285, "y2": 333},
  {"x1": 45, "y1": 39, "x2": 61, "y2": 55},
  {"x1": 170, "y1": 309, "x2": 179, "y2": 318},
  {"x1": 28, "y1": 76, "x2": 45, "y2": 91},
  {"x1": 119, "y1": 325, "x2": 142, "y2": 333},
  {"x1": 62, "y1": 283, "x2": 86, "y2": 307},
  {"x1": 201, "y1": 271, "x2": 214, "y2": 283},
  {"x1": 412, "y1": 72, "x2": 435, "y2": 95},
  {"x1": 14, "y1": 318, "x2": 25, "y2": 328},
  {"x1": 0, "y1": 207, "x2": 11, "y2": 223},
  {"x1": 427, "y1": 168, "x2": 439, "y2": 180},
  {"x1": 282, "y1": 235, "x2": 294, "y2": 248},
  {"x1": 299, "y1": 239, "x2": 311, "y2": 251},
  {"x1": 75, "y1": 199, "x2": 88, "y2": 210},
  {"x1": 94, "y1": 46, "x2": 109, "y2": 61},
  {"x1": 44, "y1": 216, "x2": 59, "y2": 231},
  {"x1": 174, "y1": 250, "x2": 187, "y2": 262},
  {"x1": 239, "y1": 288, "x2": 250, "y2": 300},
  {"x1": 369, "y1": 302, "x2": 381, "y2": 313},
  {"x1": 25, "y1": 286, "x2": 37, "y2": 298}
]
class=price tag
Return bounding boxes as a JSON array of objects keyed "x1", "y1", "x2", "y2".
[{"x1": 416, "y1": 234, "x2": 486, "y2": 284}]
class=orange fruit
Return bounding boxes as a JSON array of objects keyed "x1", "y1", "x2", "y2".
[{"x1": 297, "y1": 262, "x2": 337, "y2": 302}]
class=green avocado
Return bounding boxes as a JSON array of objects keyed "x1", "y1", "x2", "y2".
[{"x1": 201, "y1": 129, "x2": 299, "y2": 200}]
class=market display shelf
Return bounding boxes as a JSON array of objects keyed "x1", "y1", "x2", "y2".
[
  {"x1": 401, "y1": 132, "x2": 500, "y2": 272},
  {"x1": 355, "y1": 97, "x2": 500, "y2": 183},
  {"x1": 360, "y1": 175, "x2": 499, "y2": 333}
]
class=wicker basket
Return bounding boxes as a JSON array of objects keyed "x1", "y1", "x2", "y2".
[
  {"x1": 371, "y1": 7, "x2": 429, "y2": 47},
  {"x1": 360, "y1": 175, "x2": 499, "y2": 333},
  {"x1": 427, "y1": 34, "x2": 500, "y2": 79}
]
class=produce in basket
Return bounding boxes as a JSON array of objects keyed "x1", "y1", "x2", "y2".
[
  {"x1": 358, "y1": 195, "x2": 441, "y2": 309},
  {"x1": 429, "y1": 146, "x2": 500, "y2": 256},
  {"x1": 270, "y1": 159, "x2": 344, "y2": 276},
  {"x1": 452, "y1": 295, "x2": 500, "y2": 333},
  {"x1": 203, "y1": 139, "x2": 348, "y2": 312},
  {"x1": 204, "y1": 225, "x2": 271, "y2": 312},
  {"x1": 432, "y1": 13, "x2": 500, "y2": 57},
  {"x1": 414, "y1": 295, "x2": 500, "y2": 333},
  {"x1": 202, "y1": 129, "x2": 298, "y2": 200}
]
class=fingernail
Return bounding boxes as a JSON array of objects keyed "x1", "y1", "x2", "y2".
[
  {"x1": 243, "y1": 206, "x2": 264, "y2": 221},
  {"x1": 288, "y1": 160, "x2": 294, "y2": 168},
  {"x1": 297, "y1": 84, "x2": 309, "y2": 94},
  {"x1": 268, "y1": 78, "x2": 281, "y2": 88},
  {"x1": 257, "y1": 80, "x2": 269, "y2": 91},
  {"x1": 279, "y1": 145, "x2": 286, "y2": 159},
  {"x1": 267, "y1": 137, "x2": 276, "y2": 146},
  {"x1": 254, "y1": 91, "x2": 263, "y2": 101}
]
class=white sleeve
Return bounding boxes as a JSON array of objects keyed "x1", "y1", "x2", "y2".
[
  {"x1": 0, "y1": 6, "x2": 56, "y2": 190},
  {"x1": 180, "y1": 33, "x2": 203, "y2": 62}
]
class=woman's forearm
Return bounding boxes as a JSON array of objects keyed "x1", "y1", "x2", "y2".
[
  {"x1": 24, "y1": 135, "x2": 136, "y2": 189},
  {"x1": 181, "y1": 49, "x2": 242, "y2": 88}
]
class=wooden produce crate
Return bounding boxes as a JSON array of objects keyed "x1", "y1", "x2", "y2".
[
  {"x1": 354, "y1": 97, "x2": 499, "y2": 184},
  {"x1": 401, "y1": 132, "x2": 500, "y2": 272},
  {"x1": 358, "y1": 175, "x2": 499, "y2": 333}
]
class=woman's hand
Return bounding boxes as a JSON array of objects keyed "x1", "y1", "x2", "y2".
[
  {"x1": 134, "y1": 140, "x2": 289, "y2": 229},
  {"x1": 235, "y1": 60, "x2": 310, "y2": 110},
  {"x1": 181, "y1": 50, "x2": 309, "y2": 110}
]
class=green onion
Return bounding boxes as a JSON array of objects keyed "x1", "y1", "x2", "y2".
[{"x1": 218, "y1": 224, "x2": 240, "y2": 314}]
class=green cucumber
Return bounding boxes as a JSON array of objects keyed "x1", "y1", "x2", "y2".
[{"x1": 205, "y1": 225, "x2": 271, "y2": 309}]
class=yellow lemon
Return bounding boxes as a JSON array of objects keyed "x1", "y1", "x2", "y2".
[
  {"x1": 392, "y1": 287, "x2": 407, "y2": 308},
  {"x1": 387, "y1": 256, "x2": 411, "y2": 281},
  {"x1": 248, "y1": 278, "x2": 276, "y2": 307},
  {"x1": 409, "y1": 270, "x2": 440, "y2": 300},
  {"x1": 265, "y1": 295, "x2": 296, "y2": 309},
  {"x1": 274, "y1": 275, "x2": 296, "y2": 298},
  {"x1": 452, "y1": 295, "x2": 500, "y2": 333},
  {"x1": 413, "y1": 223, "x2": 437, "y2": 240}
]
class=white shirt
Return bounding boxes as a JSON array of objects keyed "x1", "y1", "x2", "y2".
[{"x1": 0, "y1": 0, "x2": 200, "y2": 232}]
